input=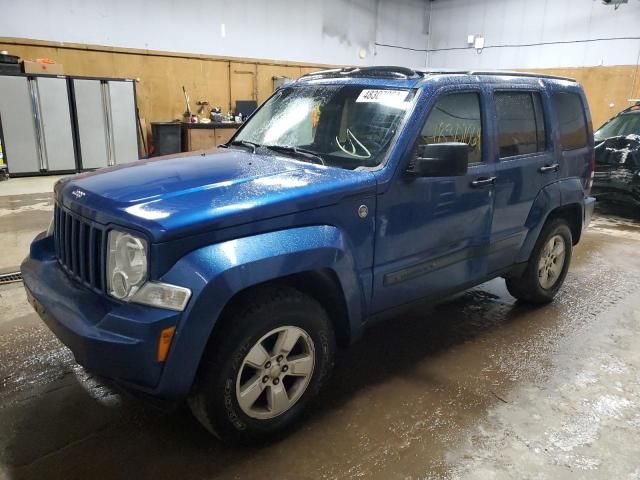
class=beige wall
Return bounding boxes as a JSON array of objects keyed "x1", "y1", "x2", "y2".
[
  {"x1": 0, "y1": 38, "x2": 328, "y2": 132},
  {"x1": 2, "y1": 38, "x2": 639, "y2": 134},
  {"x1": 524, "y1": 66, "x2": 640, "y2": 129}
]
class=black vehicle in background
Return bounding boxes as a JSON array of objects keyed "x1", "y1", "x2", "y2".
[{"x1": 592, "y1": 102, "x2": 640, "y2": 206}]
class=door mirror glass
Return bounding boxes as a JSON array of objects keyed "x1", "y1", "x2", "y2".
[{"x1": 407, "y1": 142, "x2": 469, "y2": 177}]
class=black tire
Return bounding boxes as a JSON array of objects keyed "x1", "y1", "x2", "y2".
[
  {"x1": 188, "y1": 285, "x2": 335, "y2": 444},
  {"x1": 505, "y1": 218, "x2": 573, "y2": 304}
]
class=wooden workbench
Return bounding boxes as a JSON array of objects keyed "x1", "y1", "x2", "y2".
[{"x1": 181, "y1": 122, "x2": 240, "y2": 152}]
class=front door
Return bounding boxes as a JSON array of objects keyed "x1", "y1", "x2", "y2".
[{"x1": 372, "y1": 88, "x2": 496, "y2": 313}]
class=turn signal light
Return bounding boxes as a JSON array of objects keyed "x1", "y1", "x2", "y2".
[{"x1": 157, "y1": 326, "x2": 176, "y2": 362}]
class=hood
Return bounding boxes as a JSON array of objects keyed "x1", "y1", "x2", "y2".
[{"x1": 55, "y1": 150, "x2": 376, "y2": 242}]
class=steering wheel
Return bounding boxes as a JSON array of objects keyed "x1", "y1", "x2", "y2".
[{"x1": 335, "y1": 129, "x2": 372, "y2": 159}]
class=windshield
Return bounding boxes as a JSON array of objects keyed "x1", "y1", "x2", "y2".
[
  {"x1": 233, "y1": 85, "x2": 415, "y2": 169},
  {"x1": 595, "y1": 112, "x2": 640, "y2": 141}
]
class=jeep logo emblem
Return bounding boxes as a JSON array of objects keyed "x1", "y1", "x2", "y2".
[{"x1": 71, "y1": 189, "x2": 86, "y2": 199}]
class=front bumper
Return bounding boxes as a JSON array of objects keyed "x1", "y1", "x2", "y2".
[
  {"x1": 592, "y1": 167, "x2": 640, "y2": 206},
  {"x1": 592, "y1": 182, "x2": 640, "y2": 206},
  {"x1": 21, "y1": 234, "x2": 181, "y2": 392}
]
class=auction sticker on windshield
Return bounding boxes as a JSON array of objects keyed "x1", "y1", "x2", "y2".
[{"x1": 356, "y1": 89, "x2": 409, "y2": 103}]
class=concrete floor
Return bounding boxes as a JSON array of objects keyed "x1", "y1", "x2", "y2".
[
  {"x1": 0, "y1": 176, "x2": 62, "y2": 273},
  {"x1": 1, "y1": 179, "x2": 640, "y2": 479}
]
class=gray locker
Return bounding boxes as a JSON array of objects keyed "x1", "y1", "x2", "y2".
[
  {"x1": 0, "y1": 76, "x2": 41, "y2": 174},
  {"x1": 108, "y1": 81, "x2": 139, "y2": 165},
  {"x1": 0, "y1": 75, "x2": 77, "y2": 174},
  {"x1": 74, "y1": 79, "x2": 110, "y2": 170},
  {"x1": 0, "y1": 74, "x2": 139, "y2": 175},
  {"x1": 74, "y1": 79, "x2": 139, "y2": 170},
  {"x1": 34, "y1": 76, "x2": 76, "y2": 171}
]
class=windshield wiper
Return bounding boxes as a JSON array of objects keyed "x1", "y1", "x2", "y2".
[
  {"x1": 228, "y1": 140, "x2": 259, "y2": 153},
  {"x1": 265, "y1": 145, "x2": 325, "y2": 165}
]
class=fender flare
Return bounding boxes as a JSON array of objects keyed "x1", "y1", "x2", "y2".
[
  {"x1": 515, "y1": 178, "x2": 584, "y2": 263},
  {"x1": 515, "y1": 182, "x2": 562, "y2": 263},
  {"x1": 154, "y1": 225, "x2": 363, "y2": 398}
]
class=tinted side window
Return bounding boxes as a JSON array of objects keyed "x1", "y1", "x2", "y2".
[
  {"x1": 552, "y1": 92, "x2": 588, "y2": 150},
  {"x1": 420, "y1": 92, "x2": 482, "y2": 163},
  {"x1": 495, "y1": 92, "x2": 546, "y2": 158}
]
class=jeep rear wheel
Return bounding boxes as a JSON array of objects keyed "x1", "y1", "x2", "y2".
[
  {"x1": 505, "y1": 218, "x2": 573, "y2": 304},
  {"x1": 188, "y1": 286, "x2": 335, "y2": 444}
]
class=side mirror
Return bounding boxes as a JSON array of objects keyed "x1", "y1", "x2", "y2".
[{"x1": 407, "y1": 142, "x2": 469, "y2": 177}]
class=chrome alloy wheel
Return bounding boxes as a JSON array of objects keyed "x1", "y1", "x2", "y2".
[
  {"x1": 537, "y1": 234, "x2": 566, "y2": 289},
  {"x1": 235, "y1": 326, "x2": 315, "y2": 420}
]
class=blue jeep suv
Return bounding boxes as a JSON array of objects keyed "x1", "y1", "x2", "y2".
[{"x1": 22, "y1": 67, "x2": 595, "y2": 443}]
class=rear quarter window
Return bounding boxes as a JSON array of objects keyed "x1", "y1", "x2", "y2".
[{"x1": 552, "y1": 92, "x2": 588, "y2": 150}]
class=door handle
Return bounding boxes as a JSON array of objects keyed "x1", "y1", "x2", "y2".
[
  {"x1": 539, "y1": 163, "x2": 559, "y2": 173},
  {"x1": 470, "y1": 176, "x2": 496, "y2": 188}
]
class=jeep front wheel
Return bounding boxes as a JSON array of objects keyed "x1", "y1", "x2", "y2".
[{"x1": 188, "y1": 286, "x2": 335, "y2": 444}]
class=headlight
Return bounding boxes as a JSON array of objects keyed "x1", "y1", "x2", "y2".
[
  {"x1": 107, "y1": 230, "x2": 148, "y2": 300},
  {"x1": 106, "y1": 229, "x2": 191, "y2": 311}
]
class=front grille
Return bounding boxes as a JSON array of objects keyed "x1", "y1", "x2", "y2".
[{"x1": 54, "y1": 204, "x2": 106, "y2": 291}]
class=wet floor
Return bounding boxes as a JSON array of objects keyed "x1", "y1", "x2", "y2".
[
  {"x1": 1, "y1": 187, "x2": 640, "y2": 479},
  {"x1": 0, "y1": 192, "x2": 54, "y2": 273}
]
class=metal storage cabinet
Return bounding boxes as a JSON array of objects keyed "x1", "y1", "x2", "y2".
[
  {"x1": 0, "y1": 75, "x2": 76, "y2": 175},
  {"x1": 0, "y1": 74, "x2": 139, "y2": 175},
  {"x1": 73, "y1": 78, "x2": 139, "y2": 169},
  {"x1": 73, "y1": 79, "x2": 110, "y2": 170},
  {"x1": 34, "y1": 76, "x2": 76, "y2": 172},
  {"x1": 0, "y1": 76, "x2": 41, "y2": 174},
  {"x1": 108, "y1": 80, "x2": 138, "y2": 165}
]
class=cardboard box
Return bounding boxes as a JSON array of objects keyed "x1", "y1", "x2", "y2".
[{"x1": 22, "y1": 60, "x2": 64, "y2": 75}]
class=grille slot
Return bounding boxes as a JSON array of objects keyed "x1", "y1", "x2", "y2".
[{"x1": 54, "y1": 204, "x2": 105, "y2": 292}]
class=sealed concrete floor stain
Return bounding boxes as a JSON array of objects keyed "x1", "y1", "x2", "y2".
[{"x1": 1, "y1": 202, "x2": 640, "y2": 479}]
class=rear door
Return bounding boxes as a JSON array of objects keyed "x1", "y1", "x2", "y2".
[
  {"x1": 550, "y1": 91, "x2": 592, "y2": 192},
  {"x1": 488, "y1": 87, "x2": 556, "y2": 273}
]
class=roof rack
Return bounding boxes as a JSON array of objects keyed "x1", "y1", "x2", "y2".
[
  {"x1": 300, "y1": 66, "x2": 422, "y2": 80},
  {"x1": 417, "y1": 69, "x2": 576, "y2": 82},
  {"x1": 300, "y1": 66, "x2": 576, "y2": 83}
]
